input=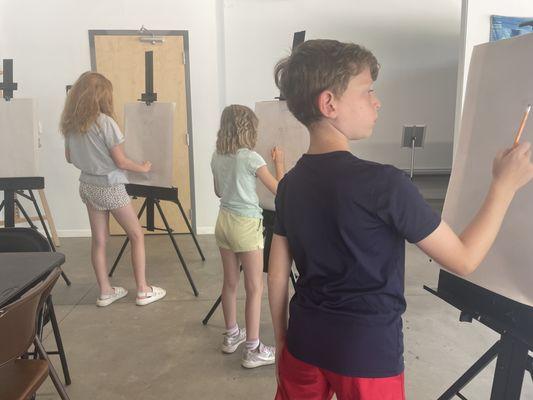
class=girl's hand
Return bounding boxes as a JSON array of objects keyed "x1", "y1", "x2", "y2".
[
  {"x1": 140, "y1": 161, "x2": 152, "y2": 173},
  {"x1": 492, "y1": 142, "x2": 533, "y2": 194},
  {"x1": 271, "y1": 146, "x2": 285, "y2": 166}
]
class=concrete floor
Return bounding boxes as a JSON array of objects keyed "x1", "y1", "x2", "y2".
[{"x1": 36, "y1": 231, "x2": 533, "y2": 399}]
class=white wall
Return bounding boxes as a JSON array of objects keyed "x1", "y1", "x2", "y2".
[
  {"x1": 0, "y1": 0, "x2": 222, "y2": 236},
  {"x1": 1, "y1": 0, "x2": 462, "y2": 235},
  {"x1": 454, "y1": 0, "x2": 533, "y2": 155},
  {"x1": 223, "y1": 0, "x2": 461, "y2": 170}
]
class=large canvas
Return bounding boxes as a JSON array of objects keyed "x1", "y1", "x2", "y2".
[
  {"x1": 123, "y1": 102, "x2": 174, "y2": 188},
  {"x1": 254, "y1": 101, "x2": 309, "y2": 211},
  {"x1": 443, "y1": 33, "x2": 533, "y2": 307},
  {"x1": 0, "y1": 98, "x2": 38, "y2": 177}
]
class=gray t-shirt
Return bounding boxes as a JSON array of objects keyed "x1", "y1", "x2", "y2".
[
  {"x1": 65, "y1": 114, "x2": 128, "y2": 186},
  {"x1": 211, "y1": 148, "x2": 266, "y2": 219}
]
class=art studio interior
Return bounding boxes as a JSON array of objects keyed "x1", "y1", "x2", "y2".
[{"x1": 1, "y1": 1, "x2": 532, "y2": 399}]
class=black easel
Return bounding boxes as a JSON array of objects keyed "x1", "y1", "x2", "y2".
[
  {"x1": 202, "y1": 31, "x2": 305, "y2": 325},
  {"x1": 1, "y1": 59, "x2": 18, "y2": 101},
  {"x1": 109, "y1": 184, "x2": 204, "y2": 296},
  {"x1": 0, "y1": 60, "x2": 70, "y2": 285},
  {"x1": 108, "y1": 51, "x2": 204, "y2": 296},
  {"x1": 277, "y1": 31, "x2": 305, "y2": 101},
  {"x1": 424, "y1": 270, "x2": 533, "y2": 400}
]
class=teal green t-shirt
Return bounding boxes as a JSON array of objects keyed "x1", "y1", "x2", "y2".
[{"x1": 211, "y1": 148, "x2": 266, "y2": 219}]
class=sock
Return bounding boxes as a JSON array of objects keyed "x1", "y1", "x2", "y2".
[
  {"x1": 245, "y1": 339, "x2": 260, "y2": 350},
  {"x1": 225, "y1": 324, "x2": 239, "y2": 337}
]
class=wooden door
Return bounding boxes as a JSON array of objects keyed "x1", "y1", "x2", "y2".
[{"x1": 89, "y1": 31, "x2": 194, "y2": 234}]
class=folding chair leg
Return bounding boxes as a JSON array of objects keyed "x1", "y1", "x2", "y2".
[
  {"x1": 47, "y1": 296, "x2": 71, "y2": 385},
  {"x1": 34, "y1": 337, "x2": 71, "y2": 400}
]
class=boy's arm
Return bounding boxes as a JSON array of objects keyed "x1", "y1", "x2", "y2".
[
  {"x1": 418, "y1": 142, "x2": 533, "y2": 276},
  {"x1": 268, "y1": 233, "x2": 292, "y2": 354},
  {"x1": 417, "y1": 183, "x2": 513, "y2": 276},
  {"x1": 110, "y1": 143, "x2": 152, "y2": 173}
]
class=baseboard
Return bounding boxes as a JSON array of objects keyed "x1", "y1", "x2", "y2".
[
  {"x1": 196, "y1": 226, "x2": 214, "y2": 235},
  {"x1": 57, "y1": 226, "x2": 211, "y2": 238},
  {"x1": 55, "y1": 227, "x2": 214, "y2": 237},
  {"x1": 57, "y1": 229, "x2": 92, "y2": 238}
]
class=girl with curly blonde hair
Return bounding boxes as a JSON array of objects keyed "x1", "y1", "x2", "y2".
[
  {"x1": 211, "y1": 104, "x2": 284, "y2": 368},
  {"x1": 61, "y1": 71, "x2": 166, "y2": 307}
]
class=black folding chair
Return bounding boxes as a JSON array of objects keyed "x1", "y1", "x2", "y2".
[
  {"x1": 0, "y1": 267, "x2": 70, "y2": 399},
  {"x1": 0, "y1": 227, "x2": 71, "y2": 385}
]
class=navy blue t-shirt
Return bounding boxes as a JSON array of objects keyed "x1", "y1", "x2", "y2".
[{"x1": 274, "y1": 151, "x2": 441, "y2": 377}]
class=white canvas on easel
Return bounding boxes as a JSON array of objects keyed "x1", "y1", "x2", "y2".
[
  {"x1": 254, "y1": 100, "x2": 309, "y2": 211},
  {"x1": 443, "y1": 33, "x2": 533, "y2": 307},
  {"x1": 0, "y1": 98, "x2": 38, "y2": 177},
  {"x1": 123, "y1": 102, "x2": 175, "y2": 188}
]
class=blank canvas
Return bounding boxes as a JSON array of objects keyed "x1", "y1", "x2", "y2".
[
  {"x1": 443, "y1": 33, "x2": 533, "y2": 307},
  {"x1": 124, "y1": 102, "x2": 174, "y2": 188},
  {"x1": 0, "y1": 98, "x2": 38, "y2": 177},
  {"x1": 254, "y1": 101, "x2": 309, "y2": 211}
]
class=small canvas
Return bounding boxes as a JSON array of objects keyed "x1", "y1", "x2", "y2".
[
  {"x1": 254, "y1": 101, "x2": 309, "y2": 211},
  {"x1": 0, "y1": 98, "x2": 38, "y2": 177},
  {"x1": 124, "y1": 102, "x2": 175, "y2": 188},
  {"x1": 443, "y1": 33, "x2": 533, "y2": 307}
]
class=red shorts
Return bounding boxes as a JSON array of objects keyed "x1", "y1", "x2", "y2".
[{"x1": 275, "y1": 346, "x2": 405, "y2": 400}]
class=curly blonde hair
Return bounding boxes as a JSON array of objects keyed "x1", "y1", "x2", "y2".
[
  {"x1": 60, "y1": 71, "x2": 115, "y2": 135},
  {"x1": 216, "y1": 105, "x2": 258, "y2": 155}
]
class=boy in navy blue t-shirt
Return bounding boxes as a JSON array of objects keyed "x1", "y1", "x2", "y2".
[{"x1": 268, "y1": 40, "x2": 533, "y2": 399}]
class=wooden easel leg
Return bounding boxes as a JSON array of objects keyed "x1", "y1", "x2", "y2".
[{"x1": 38, "y1": 189, "x2": 60, "y2": 247}]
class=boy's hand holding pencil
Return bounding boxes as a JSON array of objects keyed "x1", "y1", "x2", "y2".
[
  {"x1": 490, "y1": 104, "x2": 533, "y2": 194},
  {"x1": 493, "y1": 142, "x2": 533, "y2": 194},
  {"x1": 513, "y1": 104, "x2": 531, "y2": 146}
]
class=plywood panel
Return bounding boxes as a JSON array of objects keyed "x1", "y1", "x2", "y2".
[
  {"x1": 254, "y1": 101, "x2": 309, "y2": 210},
  {"x1": 93, "y1": 34, "x2": 191, "y2": 234},
  {"x1": 443, "y1": 33, "x2": 533, "y2": 307},
  {"x1": 0, "y1": 98, "x2": 38, "y2": 177}
]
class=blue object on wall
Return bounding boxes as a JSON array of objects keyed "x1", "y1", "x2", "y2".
[{"x1": 490, "y1": 15, "x2": 533, "y2": 41}]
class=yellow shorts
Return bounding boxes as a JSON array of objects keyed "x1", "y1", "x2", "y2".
[{"x1": 215, "y1": 208, "x2": 264, "y2": 253}]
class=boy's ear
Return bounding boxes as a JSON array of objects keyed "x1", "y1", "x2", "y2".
[{"x1": 316, "y1": 90, "x2": 337, "y2": 119}]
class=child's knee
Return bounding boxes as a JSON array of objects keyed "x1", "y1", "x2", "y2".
[
  {"x1": 245, "y1": 278, "x2": 263, "y2": 296},
  {"x1": 127, "y1": 228, "x2": 144, "y2": 243},
  {"x1": 223, "y1": 276, "x2": 239, "y2": 292}
]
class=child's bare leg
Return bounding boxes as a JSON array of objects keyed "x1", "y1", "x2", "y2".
[
  {"x1": 219, "y1": 247, "x2": 241, "y2": 329},
  {"x1": 86, "y1": 205, "x2": 113, "y2": 296},
  {"x1": 110, "y1": 203, "x2": 150, "y2": 293},
  {"x1": 239, "y1": 249, "x2": 264, "y2": 341}
]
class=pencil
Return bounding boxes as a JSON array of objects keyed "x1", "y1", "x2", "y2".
[{"x1": 514, "y1": 104, "x2": 531, "y2": 145}]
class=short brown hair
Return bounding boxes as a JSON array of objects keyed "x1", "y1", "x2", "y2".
[
  {"x1": 274, "y1": 39, "x2": 379, "y2": 127},
  {"x1": 60, "y1": 71, "x2": 115, "y2": 135},
  {"x1": 216, "y1": 105, "x2": 258, "y2": 155}
]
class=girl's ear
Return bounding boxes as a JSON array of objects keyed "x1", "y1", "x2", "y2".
[{"x1": 316, "y1": 90, "x2": 337, "y2": 119}]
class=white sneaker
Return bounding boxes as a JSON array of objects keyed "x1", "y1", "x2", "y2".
[
  {"x1": 221, "y1": 328, "x2": 246, "y2": 354},
  {"x1": 241, "y1": 342, "x2": 275, "y2": 368},
  {"x1": 136, "y1": 286, "x2": 166, "y2": 306},
  {"x1": 96, "y1": 286, "x2": 128, "y2": 307}
]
